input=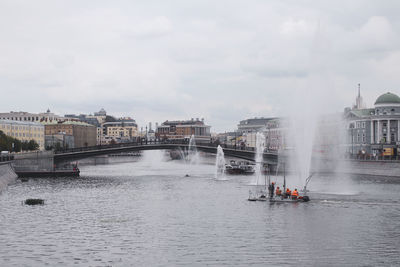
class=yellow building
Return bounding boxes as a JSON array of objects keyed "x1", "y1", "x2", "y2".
[
  {"x1": 0, "y1": 119, "x2": 45, "y2": 150},
  {"x1": 106, "y1": 125, "x2": 138, "y2": 139}
]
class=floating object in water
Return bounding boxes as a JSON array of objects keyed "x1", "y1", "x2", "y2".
[
  {"x1": 24, "y1": 199, "x2": 44, "y2": 205},
  {"x1": 185, "y1": 174, "x2": 190, "y2": 177},
  {"x1": 226, "y1": 160, "x2": 255, "y2": 175}
]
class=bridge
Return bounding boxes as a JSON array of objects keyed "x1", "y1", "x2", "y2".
[{"x1": 54, "y1": 141, "x2": 279, "y2": 164}]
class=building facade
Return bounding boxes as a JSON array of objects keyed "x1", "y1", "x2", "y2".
[
  {"x1": 0, "y1": 109, "x2": 64, "y2": 123},
  {"x1": 344, "y1": 92, "x2": 400, "y2": 156},
  {"x1": 0, "y1": 119, "x2": 45, "y2": 150},
  {"x1": 241, "y1": 118, "x2": 285, "y2": 150},
  {"x1": 44, "y1": 121, "x2": 97, "y2": 148},
  {"x1": 104, "y1": 121, "x2": 138, "y2": 142},
  {"x1": 156, "y1": 118, "x2": 211, "y2": 143},
  {"x1": 237, "y1": 117, "x2": 278, "y2": 134}
]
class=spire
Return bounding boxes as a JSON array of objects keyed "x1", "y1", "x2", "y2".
[{"x1": 353, "y1": 83, "x2": 365, "y2": 110}]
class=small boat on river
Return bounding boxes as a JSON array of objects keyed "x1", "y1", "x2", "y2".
[
  {"x1": 226, "y1": 160, "x2": 255, "y2": 175},
  {"x1": 248, "y1": 163, "x2": 311, "y2": 203}
]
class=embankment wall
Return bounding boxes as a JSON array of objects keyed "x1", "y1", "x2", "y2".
[
  {"x1": 311, "y1": 158, "x2": 400, "y2": 177},
  {"x1": 0, "y1": 162, "x2": 17, "y2": 190}
]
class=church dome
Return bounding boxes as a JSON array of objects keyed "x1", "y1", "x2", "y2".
[{"x1": 374, "y1": 92, "x2": 400, "y2": 106}]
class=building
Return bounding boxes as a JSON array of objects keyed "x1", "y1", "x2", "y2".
[
  {"x1": 44, "y1": 134, "x2": 74, "y2": 150},
  {"x1": 0, "y1": 119, "x2": 45, "y2": 150},
  {"x1": 242, "y1": 118, "x2": 285, "y2": 150},
  {"x1": 44, "y1": 121, "x2": 97, "y2": 148},
  {"x1": 103, "y1": 118, "x2": 138, "y2": 143},
  {"x1": 0, "y1": 109, "x2": 64, "y2": 123},
  {"x1": 64, "y1": 112, "x2": 104, "y2": 145},
  {"x1": 344, "y1": 91, "x2": 400, "y2": 156},
  {"x1": 237, "y1": 117, "x2": 278, "y2": 134},
  {"x1": 156, "y1": 118, "x2": 211, "y2": 143}
]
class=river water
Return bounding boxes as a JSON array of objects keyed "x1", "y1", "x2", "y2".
[{"x1": 1, "y1": 151, "x2": 400, "y2": 266}]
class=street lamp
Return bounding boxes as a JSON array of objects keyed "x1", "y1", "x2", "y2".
[{"x1": 349, "y1": 123, "x2": 354, "y2": 157}]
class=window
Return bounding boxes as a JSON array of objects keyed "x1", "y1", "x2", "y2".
[
  {"x1": 362, "y1": 122, "x2": 366, "y2": 128},
  {"x1": 362, "y1": 133, "x2": 366, "y2": 143},
  {"x1": 357, "y1": 133, "x2": 360, "y2": 142}
]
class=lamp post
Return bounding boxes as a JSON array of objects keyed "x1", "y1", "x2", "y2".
[
  {"x1": 145, "y1": 125, "x2": 148, "y2": 144},
  {"x1": 350, "y1": 124, "x2": 354, "y2": 157}
]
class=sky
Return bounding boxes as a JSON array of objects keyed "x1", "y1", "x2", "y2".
[{"x1": 1, "y1": 0, "x2": 400, "y2": 132}]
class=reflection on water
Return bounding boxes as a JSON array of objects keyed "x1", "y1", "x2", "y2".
[{"x1": 1, "y1": 151, "x2": 400, "y2": 266}]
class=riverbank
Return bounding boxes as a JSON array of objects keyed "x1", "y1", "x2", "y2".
[
  {"x1": 310, "y1": 158, "x2": 400, "y2": 178},
  {"x1": 0, "y1": 162, "x2": 17, "y2": 190}
]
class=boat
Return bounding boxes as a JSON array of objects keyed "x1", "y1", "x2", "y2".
[
  {"x1": 269, "y1": 162, "x2": 311, "y2": 202},
  {"x1": 226, "y1": 160, "x2": 255, "y2": 175},
  {"x1": 248, "y1": 162, "x2": 311, "y2": 202}
]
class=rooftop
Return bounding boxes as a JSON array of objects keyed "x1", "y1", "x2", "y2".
[
  {"x1": 0, "y1": 119, "x2": 44, "y2": 126},
  {"x1": 375, "y1": 92, "x2": 400, "y2": 105}
]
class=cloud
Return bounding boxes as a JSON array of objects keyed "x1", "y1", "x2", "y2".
[{"x1": 1, "y1": 1, "x2": 400, "y2": 132}]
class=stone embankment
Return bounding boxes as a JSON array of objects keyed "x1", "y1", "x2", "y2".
[
  {"x1": 311, "y1": 158, "x2": 400, "y2": 178},
  {"x1": 0, "y1": 162, "x2": 17, "y2": 190}
]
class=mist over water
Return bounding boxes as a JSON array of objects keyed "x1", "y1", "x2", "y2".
[{"x1": 282, "y1": 27, "x2": 353, "y2": 193}]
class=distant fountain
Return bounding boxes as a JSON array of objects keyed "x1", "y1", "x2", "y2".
[
  {"x1": 253, "y1": 132, "x2": 266, "y2": 186},
  {"x1": 188, "y1": 134, "x2": 200, "y2": 165},
  {"x1": 215, "y1": 145, "x2": 226, "y2": 180}
]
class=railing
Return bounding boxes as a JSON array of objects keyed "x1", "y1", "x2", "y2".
[
  {"x1": 54, "y1": 140, "x2": 278, "y2": 155},
  {"x1": 0, "y1": 155, "x2": 14, "y2": 162},
  {"x1": 346, "y1": 154, "x2": 400, "y2": 162}
]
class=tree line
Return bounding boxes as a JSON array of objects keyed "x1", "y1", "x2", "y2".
[{"x1": 0, "y1": 130, "x2": 39, "y2": 152}]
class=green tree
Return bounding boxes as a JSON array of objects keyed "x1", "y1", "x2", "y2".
[{"x1": 28, "y1": 140, "x2": 39, "y2": 151}]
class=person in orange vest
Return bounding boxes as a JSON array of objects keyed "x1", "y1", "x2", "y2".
[
  {"x1": 285, "y1": 188, "x2": 291, "y2": 198},
  {"x1": 275, "y1": 186, "x2": 282, "y2": 196},
  {"x1": 292, "y1": 188, "x2": 299, "y2": 199}
]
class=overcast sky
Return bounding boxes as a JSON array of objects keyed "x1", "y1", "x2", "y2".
[{"x1": 1, "y1": 0, "x2": 400, "y2": 132}]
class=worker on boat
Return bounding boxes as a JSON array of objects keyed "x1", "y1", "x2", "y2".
[
  {"x1": 285, "y1": 188, "x2": 291, "y2": 198},
  {"x1": 268, "y1": 182, "x2": 275, "y2": 198},
  {"x1": 292, "y1": 188, "x2": 299, "y2": 200},
  {"x1": 275, "y1": 186, "x2": 282, "y2": 196}
]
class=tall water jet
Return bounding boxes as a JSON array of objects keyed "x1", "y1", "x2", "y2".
[
  {"x1": 253, "y1": 132, "x2": 266, "y2": 186},
  {"x1": 188, "y1": 134, "x2": 200, "y2": 165},
  {"x1": 215, "y1": 145, "x2": 226, "y2": 180}
]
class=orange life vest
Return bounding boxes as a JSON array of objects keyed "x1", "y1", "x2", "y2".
[
  {"x1": 276, "y1": 188, "x2": 282, "y2": 195},
  {"x1": 292, "y1": 190, "x2": 299, "y2": 197}
]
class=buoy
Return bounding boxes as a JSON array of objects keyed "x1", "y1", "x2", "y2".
[{"x1": 24, "y1": 199, "x2": 44, "y2": 205}]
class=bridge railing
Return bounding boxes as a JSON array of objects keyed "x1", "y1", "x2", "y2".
[{"x1": 54, "y1": 140, "x2": 278, "y2": 155}]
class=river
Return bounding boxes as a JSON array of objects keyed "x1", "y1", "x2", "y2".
[{"x1": 1, "y1": 151, "x2": 400, "y2": 266}]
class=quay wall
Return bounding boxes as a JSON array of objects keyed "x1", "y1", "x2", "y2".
[
  {"x1": 13, "y1": 151, "x2": 54, "y2": 172},
  {"x1": 310, "y1": 158, "x2": 400, "y2": 178},
  {"x1": 0, "y1": 162, "x2": 17, "y2": 190}
]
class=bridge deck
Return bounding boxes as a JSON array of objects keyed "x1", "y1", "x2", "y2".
[{"x1": 53, "y1": 142, "x2": 278, "y2": 164}]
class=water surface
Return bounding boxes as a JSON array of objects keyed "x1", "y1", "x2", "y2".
[{"x1": 1, "y1": 152, "x2": 399, "y2": 266}]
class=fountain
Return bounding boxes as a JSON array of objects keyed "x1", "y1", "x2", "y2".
[
  {"x1": 214, "y1": 145, "x2": 226, "y2": 180},
  {"x1": 188, "y1": 134, "x2": 200, "y2": 165},
  {"x1": 253, "y1": 132, "x2": 266, "y2": 186}
]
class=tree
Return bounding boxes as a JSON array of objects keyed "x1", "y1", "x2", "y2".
[{"x1": 28, "y1": 140, "x2": 39, "y2": 151}]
